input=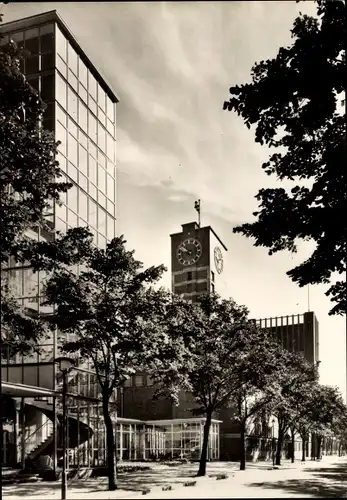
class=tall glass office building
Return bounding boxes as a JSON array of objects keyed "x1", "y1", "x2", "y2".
[{"x1": 0, "y1": 10, "x2": 121, "y2": 470}]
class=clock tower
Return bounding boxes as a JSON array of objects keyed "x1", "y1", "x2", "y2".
[{"x1": 170, "y1": 221, "x2": 228, "y2": 301}]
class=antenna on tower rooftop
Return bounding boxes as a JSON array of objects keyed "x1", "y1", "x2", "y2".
[{"x1": 194, "y1": 199, "x2": 201, "y2": 227}]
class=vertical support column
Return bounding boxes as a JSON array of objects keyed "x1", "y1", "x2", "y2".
[
  {"x1": 119, "y1": 423, "x2": 123, "y2": 461},
  {"x1": 141, "y1": 425, "x2": 146, "y2": 460},
  {"x1": 14, "y1": 399, "x2": 21, "y2": 466},
  {"x1": 171, "y1": 424, "x2": 174, "y2": 459},
  {"x1": 20, "y1": 398, "x2": 25, "y2": 469},
  {"x1": 53, "y1": 325, "x2": 58, "y2": 474}
]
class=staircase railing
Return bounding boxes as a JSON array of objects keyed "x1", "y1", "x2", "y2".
[{"x1": 24, "y1": 418, "x2": 54, "y2": 456}]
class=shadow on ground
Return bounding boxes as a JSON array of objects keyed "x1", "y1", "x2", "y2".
[
  {"x1": 249, "y1": 462, "x2": 347, "y2": 498},
  {"x1": 2, "y1": 463, "x2": 215, "y2": 497}
]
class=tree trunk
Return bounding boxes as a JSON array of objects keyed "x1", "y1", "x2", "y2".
[
  {"x1": 102, "y1": 393, "x2": 117, "y2": 491},
  {"x1": 275, "y1": 426, "x2": 284, "y2": 466},
  {"x1": 317, "y1": 435, "x2": 322, "y2": 459},
  {"x1": 240, "y1": 421, "x2": 246, "y2": 471},
  {"x1": 197, "y1": 412, "x2": 212, "y2": 477},
  {"x1": 302, "y1": 436, "x2": 306, "y2": 462},
  {"x1": 291, "y1": 428, "x2": 295, "y2": 463},
  {"x1": 310, "y1": 433, "x2": 315, "y2": 460}
]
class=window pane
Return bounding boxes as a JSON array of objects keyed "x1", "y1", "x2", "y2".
[
  {"x1": 67, "y1": 134, "x2": 78, "y2": 166},
  {"x1": 41, "y1": 52, "x2": 54, "y2": 71},
  {"x1": 106, "y1": 214, "x2": 114, "y2": 240},
  {"x1": 67, "y1": 117, "x2": 78, "y2": 138},
  {"x1": 68, "y1": 43, "x2": 78, "y2": 75},
  {"x1": 88, "y1": 96, "x2": 97, "y2": 116},
  {"x1": 98, "y1": 191, "x2": 106, "y2": 209},
  {"x1": 41, "y1": 74, "x2": 54, "y2": 102},
  {"x1": 25, "y1": 32, "x2": 39, "y2": 54},
  {"x1": 107, "y1": 159, "x2": 114, "y2": 177},
  {"x1": 67, "y1": 87, "x2": 78, "y2": 121},
  {"x1": 88, "y1": 113, "x2": 97, "y2": 143},
  {"x1": 58, "y1": 155, "x2": 67, "y2": 173},
  {"x1": 98, "y1": 165, "x2": 105, "y2": 192},
  {"x1": 79, "y1": 173, "x2": 88, "y2": 192},
  {"x1": 89, "y1": 182, "x2": 97, "y2": 201},
  {"x1": 79, "y1": 190, "x2": 88, "y2": 220},
  {"x1": 107, "y1": 199, "x2": 114, "y2": 216},
  {"x1": 88, "y1": 71, "x2": 97, "y2": 100},
  {"x1": 98, "y1": 108, "x2": 106, "y2": 128},
  {"x1": 98, "y1": 151, "x2": 106, "y2": 169},
  {"x1": 56, "y1": 121, "x2": 67, "y2": 156},
  {"x1": 23, "y1": 268, "x2": 38, "y2": 297},
  {"x1": 78, "y1": 100, "x2": 88, "y2": 133},
  {"x1": 98, "y1": 207, "x2": 106, "y2": 234},
  {"x1": 98, "y1": 123, "x2": 106, "y2": 152},
  {"x1": 55, "y1": 217, "x2": 67, "y2": 233},
  {"x1": 56, "y1": 103, "x2": 67, "y2": 126},
  {"x1": 40, "y1": 32, "x2": 54, "y2": 53},
  {"x1": 67, "y1": 209, "x2": 78, "y2": 227},
  {"x1": 68, "y1": 69, "x2": 78, "y2": 93},
  {"x1": 98, "y1": 234, "x2": 106, "y2": 250},
  {"x1": 106, "y1": 133, "x2": 115, "y2": 162},
  {"x1": 88, "y1": 199, "x2": 97, "y2": 228},
  {"x1": 67, "y1": 183, "x2": 78, "y2": 213},
  {"x1": 79, "y1": 58, "x2": 88, "y2": 88},
  {"x1": 79, "y1": 145, "x2": 88, "y2": 176},
  {"x1": 106, "y1": 95, "x2": 114, "y2": 122},
  {"x1": 98, "y1": 86, "x2": 105, "y2": 112},
  {"x1": 56, "y1": 73, "x2": 67, "y2": 109},
  {"x1": 56, "y1": 55, "x2": 67, "y2": 79},
  {"x1": 89, "y1": 156, "x2": 97, "y2": 184},
  {"x1": 107, "y1": 118, "x2": 114, "y2": 135},
  {"x1": 88, "y1": 140, "x2": 97, "y2": 159},
  {"x1": 106, "y1": 174, "x2": 114, "y2": 202},
  {"x1": 79, "y1": 129, "x2": 88, "y2": 149},
  {"x1": 56, "y1": 26, "x2": 67, "y2": 61},
  {"x1": 79, "y1": 84, "x2": 87, "y2": 105},
  {"x1": 67, "y1": 162, "x2": 78, "y2": 184},
  {"x1": 26, "y1": 55, "x2": 39, "y2": 75}
]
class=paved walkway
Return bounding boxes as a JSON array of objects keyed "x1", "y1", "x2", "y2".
[{"x1": 3, "y1": 456, "x2": 346, "y2": 499}]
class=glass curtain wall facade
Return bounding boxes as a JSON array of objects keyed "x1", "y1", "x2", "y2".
[{"x1": 0, "y1": 12, "x2": 119, "y2": 468}]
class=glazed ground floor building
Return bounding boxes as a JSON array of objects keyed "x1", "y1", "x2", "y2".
[{"x1": 1, "y1": 381, "x2": 221, "y2": 469}]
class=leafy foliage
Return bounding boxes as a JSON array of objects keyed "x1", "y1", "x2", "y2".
[
  {"x1": 0, "y1": 29, "x2": 70, "y2": 355},
  {"x1": 223, "y1": 0, "x2": 346, "y2": 315},
  {"x1": 150, "y1": 294, "x2": 285, "y2": 474},
  {"x1": 43, "y1": 232, "x2": 167, "y2": 489}
]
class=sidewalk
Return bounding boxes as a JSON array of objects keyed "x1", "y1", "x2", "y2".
[{"x1": 3, "y1": 455, "x2": 345, "y2": 500}]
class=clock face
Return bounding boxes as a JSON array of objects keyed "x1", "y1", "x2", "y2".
[
  {"x1": 214, "y1": 246, "x2": 223, "y2": 274},
  {"x1": 176, "y1": 238, "x2": 202, "y2": 266}
]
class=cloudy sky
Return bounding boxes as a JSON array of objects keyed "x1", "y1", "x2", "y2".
[{"x1": 3, "y1": 1, "x2": 345, "y2": 397}]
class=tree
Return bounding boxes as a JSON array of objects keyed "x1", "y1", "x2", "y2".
[
  {"x1": 223, "y1": 0, "x2": 346, "y2": 315},
  {"x1": 293, "y1": 383, "x2": 344, "y2": 461},
  {"x1": 0, "y1": 26, "x2": 70, "y2": 355},
  {"x1": 42, "y1": 232, "x2": 166, "y2": 490},
  {"x1": 150, "y1": 293, "x2": 285, "y2": 475},
  {"x1": 266, "y1": 351, "x2": 319, "y2": 465}
]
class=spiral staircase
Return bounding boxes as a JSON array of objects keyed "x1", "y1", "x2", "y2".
[{"x1": 23, "y1": 346, "x2": 94, "y2": 466}]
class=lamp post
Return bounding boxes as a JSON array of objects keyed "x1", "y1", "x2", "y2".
[
  {"x1": 55, "y1": 357, "x2": 75, "y2": 500},
  {"x1": 271, "y1": 418, "x2": 276, "y2": 467}
]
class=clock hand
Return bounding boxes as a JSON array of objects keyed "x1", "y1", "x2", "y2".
[{"x1": 179, "y1": 246, "x2": 188, "y2": 253}]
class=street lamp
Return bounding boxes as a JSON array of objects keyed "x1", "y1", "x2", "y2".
[
  {"x1": 55, "y1": 357, "x2": 75, "y2": 500},
  {"x1": 271, "y1": 418, "x2": 276, "y2": 467}
]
